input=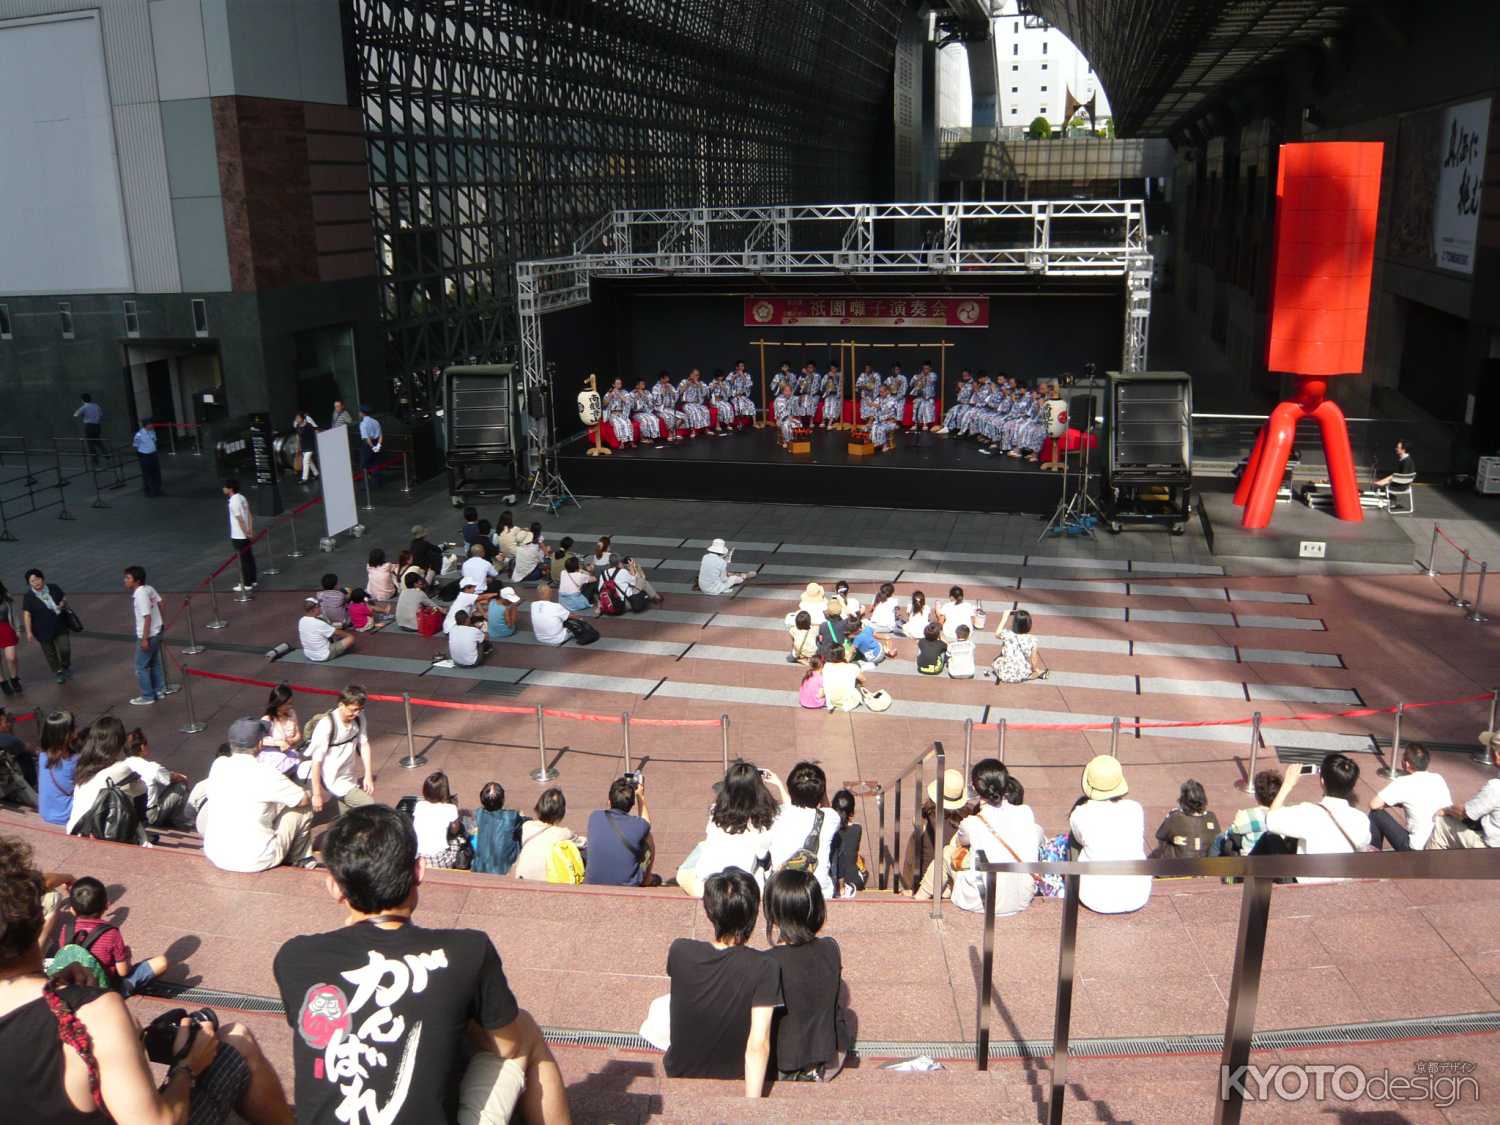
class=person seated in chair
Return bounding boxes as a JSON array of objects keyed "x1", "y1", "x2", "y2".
[{"x1": 1372, "y1": 439, "x2": 1414, "y2": 488}]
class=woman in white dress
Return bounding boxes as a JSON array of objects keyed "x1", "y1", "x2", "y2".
[
  {"x1": 679, "y1": 761, "x2": 781, "y2": 897},
  {"x1": 901, "y1": 590, "x2": 932, "y2": 640},
  {"x1": 952, "y1": 759, "x2": 1042, "y2": 915}
]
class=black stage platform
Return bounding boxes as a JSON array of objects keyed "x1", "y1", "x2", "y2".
[
  {"x1": 1196, "y1": 486, "x2": 1418, "y2": 564},
  {"x1": 557, "y1": 427, "x2": 1065, "y2": 513}
]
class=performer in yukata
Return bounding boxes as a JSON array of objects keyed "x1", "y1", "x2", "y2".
[
  {"x1": 602, "y1": 378, "x2": 636, "y2": 447},
  {"x1": 818, "y1": 363, "x2": 843, "y2": 430},
  {"x1": 937, "y1": 370, "x2": 975, "y2": 435},
  {"x1": 1007, "y1": 388, "x2": 1048, "y2": 461},
  {"x1": 728, "y1": 361, "x2": 757, "y2": 427},
  {"x1": 770, "y1": 361, "x2": 798, "y2": 403},
  {"x1": 854, "y1": 364, "x2": 882, "y2": 425},
  {"x1": 869, "y1": 384, "x2": 902, "y2": 452},
  {"x1": 630, "y1": 380, "x2": 664, "y2": 446},
  {"x1": 795, "y1": 363, "x2": 820, "y2": 426},
  {"x1": 911, "y1": 363, "x2": 939, "y2": 430},
  {"x1": 706, "y1": 371, "x2": 734, "y2": 436},
  {"x1": 773, "y1": 383, "x2": 799, "y2": 448},
  {"x1": 961, "y1": 374, "x2": 998, "y2": 441},
  {"x1": 651, "y1": 371, "x2": 686, "y2": 444},
  {"x1": 676, "y1": 368, "x2": 712, "y2": 436}
]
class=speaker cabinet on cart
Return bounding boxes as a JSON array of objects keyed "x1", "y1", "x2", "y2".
[
  {"x1": 1103, "y1": 371, "x2": 1193, "y2": 534},
  {"x1": 443, "y1": 364, "x2": 519, "y2": 503}
]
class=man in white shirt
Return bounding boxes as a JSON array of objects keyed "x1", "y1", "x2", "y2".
[
  {"x1": 201, "y1": 717, "x2": 313, "y2": 872},
  {"x1": 444, "y1": 578, "x2": 480, "y2": 633},
  {"x1": 696, "y1": 538, "x2": 750, "y2": 595},
  {"x1": 223, "y1": 478, "x2": 257, "y2": 592},
  {"x1": 461, "y1": 544, "x2": 499, "y2": 591},
  {"x1": 358, "y1": 405, "x2": 383, "y2": 484},
  {"x1": 299, "y1": 598, "x2": 353, "y2": 661},
  {"x1": 530, "y1": 583, "x2": 572, "y2": 646},
  {"x1": 510, "y1": 529, "x2": 547, "y2": 583},
  {"x1": 1262, "y1": 753, "x2": 1372, "y2": 882},
  {"x1": 448, "y1": 610, "x2": 490, "y2": 667},
  {"x1": 764, "y1": 763, "x2": 842, "y2": 900},
  {"x1": 123, "y1": 565, "x2": 177, "y2": 706},
  {"x1": 307, "y1": 685, "x2": 375, "y2": 816},
  {"x1": 1368, "y1": 743, "x2": 1452, "y2": 851},
  {"x1": 1428, "y1": 731, "x2": 1500, "y2": 850}
]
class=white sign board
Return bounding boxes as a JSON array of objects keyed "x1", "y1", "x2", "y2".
[
  {"x1": 317, "y1": 427, "x2": 359, "y2": 538},
  {"x1": 1434, "y1": 98, "x2": 1489, "y2": 274}
]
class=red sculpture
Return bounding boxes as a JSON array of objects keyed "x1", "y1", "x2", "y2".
[{"x1": 1236, "y1": 142, "x2": 1383, "y2": 529}]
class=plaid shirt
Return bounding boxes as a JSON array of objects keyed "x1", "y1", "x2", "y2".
[{"x1": 1229, "y1": 805, "x2": 1271, "y2": 853}]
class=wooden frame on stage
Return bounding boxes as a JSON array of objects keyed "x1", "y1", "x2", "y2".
[{"x1": 750, "y1": 338, "x2": 955, "y2": 430}]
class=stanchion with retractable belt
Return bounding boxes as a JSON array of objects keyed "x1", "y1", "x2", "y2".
[
  {"x1": 1379, "y1": 702, "x2": 1406, "y2": 778},
  {"x1": 1422, "y1": 525, "x2": 1440, "y2": 577},
  {"x1": 177, "y1": 661, "x2": 206, "y2": 734},
  {"x1": 179, "y1": 598, "x2": 206, "y2": 656},
  {"x1": 621, "y1": 712, "x2": 632, "y2": 773},
  {"x1": 399, "y1": 692, "x2": 427, "y2": 769},
  {"x1": 719, "y1": 714, "x2": 730, "y2": 772},
  {"x1": 287, "y1": 507, "x2": 305, "y2": 559},
  {"x1": 1488, "y1": 689, "x2": 1498, "y2": 735},
  {"x1": 1108, "y1": 716, "x2": 1120, "y2": 758},
  {"x1": 400, "y1": 450, "x2": 411, "y2": 494},
  {"x1": 961, "y1": 718, "x2": 973, "y2": 780},
  {"x1": 1451, "y1": 549, "x2": 1473, "y2": 609},
  {"x1": 996, "y1": 717, "x2": 1007, "y2": 761},
  {"x1": 1467, "y1": 562, "x2": 1489, "y2": 624},
  {"x1": 204, "y1": 575, "x2": 228, "y2": 629},
  {"x1": 261, "y1": 522, "x2": 280, "y2": 577},
  {"x1": 1241, "y1": 712, "x2": 1262, "y2": 795},
  {"x1": 531, "y1": 704, "x2": 557, "y2": 782}
]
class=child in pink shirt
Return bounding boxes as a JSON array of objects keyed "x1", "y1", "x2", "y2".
[{"x1": 799, "y1": 655, "x2": 826, "y2": 709}]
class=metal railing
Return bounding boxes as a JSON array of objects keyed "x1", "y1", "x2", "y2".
[
  {"x1": 873, "y1": 740, "x2": 948, "y2": 918},
  {"x1": 970, "y1": 847, "x2": 1500, "y2": 1124},
  {"x1": 1420, "y1": 523, "x2": 1491, "y2": 624}
]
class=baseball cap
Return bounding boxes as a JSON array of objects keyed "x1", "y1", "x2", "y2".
[
  {"x1": 227, "y1": 717, "x2": 265, "y2": 749},
  {"x1": 500, "y1": 587, "x2": 521, "y2": 604}
]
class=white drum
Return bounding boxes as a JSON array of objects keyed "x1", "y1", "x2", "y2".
[{"x1": 577, "y1": 390, "x2": 602, "y2": 425}]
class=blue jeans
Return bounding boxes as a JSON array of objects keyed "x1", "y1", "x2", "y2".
[
  {"x1": 559, "y1": 593, "x2": 590, "y2": 611},
  {"x1": 135, "y1": 635, "x2": 166, "y2": 700},
  {"x1": 119, "y1": 958, "x2": 158, "y2": 998}
]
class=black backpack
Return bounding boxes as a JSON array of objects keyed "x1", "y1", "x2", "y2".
[
  {"x1": 563, "y1": 618, "x2": 601, "y2": 646},
  {"x1": 72, "y1": 779, "x2": 142, "y2": 844}
]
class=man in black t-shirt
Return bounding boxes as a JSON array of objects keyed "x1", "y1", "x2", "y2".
[
  {"x1": 1374, "y1": 439, "x2": 1415, "y2": 487},
  {"x1": 664, "y1": 868, "x2": 782, "y2": 1097},
  {"x1": 273, "y1": 805, "x2": 570, "y2": 1124}
]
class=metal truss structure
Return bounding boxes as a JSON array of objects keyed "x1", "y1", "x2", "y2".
[
  {"x1": 346, "y1": 0, "x2": 909, "y2": 415},
  {"x1": 517, "y1": 199, "x2": 1154, "y2": 452}
]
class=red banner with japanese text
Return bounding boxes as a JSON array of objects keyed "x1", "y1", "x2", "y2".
[{"x1": 744, "y1": 295, "x2": 989, "y2": 329}]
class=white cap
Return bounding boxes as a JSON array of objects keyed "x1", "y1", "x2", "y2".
[
  {"x1": 500, "y1": 587, "x2": 520, "y2": 604},
  {"x1": 707, "y1": 538, "x2": 728, "y2": 555}
]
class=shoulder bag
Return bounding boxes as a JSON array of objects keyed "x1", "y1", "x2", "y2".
[{"x1": 780, "y1": 809, "x2": 826, "y2": 874}]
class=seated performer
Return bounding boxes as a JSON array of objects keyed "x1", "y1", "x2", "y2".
[
  {"x1": 819, "y1": 362, "x2": 843, "y2": 430},
  {"x1": 937, "y1": 369, "x2": 976, "y2": 435},
  {"x1": 964, "y1": 374, "x2": 1000, "y2": 442},
  {"x1": 603, "y1": 378, "x2": 637, "y2": 448},
  {"x1": 1008, "y1": 388, "x2": 1047, "y2": 461},
  {"x1": 912, "y1": 362, "x2": 938, "y2": 431},
  {"x1": 631, "y1": 380, "x2": 665, "y2": 447},
  {"x1": 771, "y1": 361, "x2": 797, "y2": 406},
  {"x1": 795, "y1": 362, "x2": 820, "y2": 426},
  {"x1": 652, "y1": 371, "x2": 686, "y2": 444},
  {"x1": 854, "y1": 363, "x2": 882, "y2": 425},
  {"x1": 729, "y1": 361, "x2": 757, "y2": 428},
  {"x1": 773, "y1": 384, "x2": 799, "y2": 449},
  {"x1": 677, "y1": 368, "x2": 713, "y2": 438},
  {"x1": 869, "y1": 384, "x2": 901, "y2": 452},
  {"x1": 707, "y1": 371, "x2": 734, "y2": 436},
  {"x1": 884, "y1": 363, "x2": 909, "y2": 408}
]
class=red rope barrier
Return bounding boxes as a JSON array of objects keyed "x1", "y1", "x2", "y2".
[{"x1": 1433, "y1": 523, "x2": 1466, "y2": 554}]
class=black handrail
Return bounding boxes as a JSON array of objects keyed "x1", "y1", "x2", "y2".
[{"x1": 970, "y1": 847, "x2": 1500, "y2": 1124}]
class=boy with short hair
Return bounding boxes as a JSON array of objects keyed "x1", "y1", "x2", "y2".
[
  {"x1": 946, "y1": 624, "x2": 976, "y2": 679},
  {"x1": 473, "y1": 782, "x2": 526, "y2": 875},
  {"x1": 447, "y1": 609, "x2": 491, "y2": 667},
  {"x1": 316, "y1": 573, "x2": 350, "y2": 627},
  {"x1": 67, "y1": 875, "x2": 174, "y2": 995}
]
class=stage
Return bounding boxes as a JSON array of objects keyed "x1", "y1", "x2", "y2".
[{"x1": 557, "y1": 425, "x2": 1066, "y2": 513}]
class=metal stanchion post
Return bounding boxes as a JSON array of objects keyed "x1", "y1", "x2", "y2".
[
  {"x1": 1108, "y1": 716, "x2": 1120, "y2": 757},
  {"x1": 1452, "y1": 552, "x2": 1472, "y2": 609},
  {"x1": 360, "y1": 471, "x2": 374, "y2": 512},
  {"x1": 400, "y1": 451, "x2": 411, "y2": 494},
  {"x1": 621, "y1": 712, "x2": 632, "y2": 773},
  {"x1": 55, "y1": 447, "x2": 74, "y2": 521},
  {"x1": 180, "y1": 599, "x2": 205, "y2": 656},
  {"x1": 262, "y1": 523, "x2": 280, "y2": 576},
  {"x1": 962, "y1": 718, "x2": 973, "y2": 780},
  {"x1": 720, "y1": 714, "x2": 730, "y2": 772},
  {"x1": 997, "y1": 717, "x2": 1007, "y2": 760},
  {"x1": 168, "y1": 424, "x2": 178, "y2": 456},
  {"x1": 1423, "y1": 526, "x2": 1439, "y2": 577},
  {"x1": 530, "y1": 705, "x2": 558, "y2": 782},
  {"x1": 287, "y1": 511, "x2": 305, "y2": 559},
  {"x1": 1242, "y1": 712, "x2": 1262, "y2": 794},
  {"x1": 1467, "y1": 562, "x2": 1488, "y2": 623},
  {"x1": 1488, "y1": 689, "x2": 1498, "y2": 735},
  {"x1": 399, "y1": 692, "x2": 427, "y2": 768},
  {"x1": 178, "y1": 667, "x2": 206, "y2": 734},
  {"x1": 193, "y1": 426, "x2": 203, "y2": 456},
  {"x1": 204, "y1": 576, "x2": 228, "y2": 629},
  {"x1": 1381, "y1": 702, "x2": 1406, "y2": 778}
]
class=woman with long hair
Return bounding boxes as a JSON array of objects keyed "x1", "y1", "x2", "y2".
[
  {"x1": 66, "y1": 717, "x2": 179, "y2": 842},
  {"x1": 901, "y1": 590, "x2": 931, "y2": 641},
  {"x1": 258, "y1": 683, "x2": 305, "y2": 778},
  {"x1": 951, "y1": 759, "x2": 1042, "y2": 916},
  {"x1": 680, "y1": 761, "x2": 782, "y2": 897},
  {"x1": 0, "y1": 579, "x2": 20, "y2": 695},
  {"x1": 36, "y1": 710, "x2": 77, "y2": 827}
]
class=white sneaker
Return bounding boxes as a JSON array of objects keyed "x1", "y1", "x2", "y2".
[
  {"x1": 160, "y1": 684, "x2": 181, "y2": 696},
  {"x1": 129, "y1": 696, "x2": 156, "y2": 706},
  {"x1": 232, "y1": 583, "x2": 247, "y2": 592}
]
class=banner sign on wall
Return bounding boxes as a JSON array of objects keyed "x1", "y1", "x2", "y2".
[
  {"x1": 1434, "y1": 97, "x2": 1489, "y2": 274},
  {"x1": 744, "y1": 295, "x2": 989, "y2": 328}
]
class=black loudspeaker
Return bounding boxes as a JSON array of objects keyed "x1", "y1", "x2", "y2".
[
  {"x1": 1106, "y1": 372, "x2": 1191, "y2": 480},
  {"x1": 445, "y1": 365, "x2": 515, "y2": 452}
]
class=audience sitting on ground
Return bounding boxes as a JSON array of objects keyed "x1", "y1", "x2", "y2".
[
  {"x1": 472, "y1": 781, "x2": 526, "y2": 875},
  {"x1": 300, "y1": 597, "x2": 354, "y2": 662},
  {"x1": 815, "y1": 606, "x2": 850, "y2": 663},
  {"x1": 1427, "y1": 730, "x2": 1500, "y2": 849},
  {"x1": 488, "y1": 584, "x2": 522, "y2": 639},
  {"x1": 830, "y1": 789, "x2": 866, "y2": 898},
  {"x1": 447, "y1": 609, "x2": 491, "y2": 667},
  {"x1": 1369, "y1": 743, "x2": 1452, "y2": 852},
  {"x1": 510, "y1": 529, "x2": 548, "y2": 584},
  {"x1": 1150, "y1": 779, "x2": 1220, "y2": 859},
  {"x1": 257, "y1": 683, "x2": 308, "y2": 780},
  {"x1": 200, "y1": 717, "x2": 314, "y2": 872},
  {"x1": 67, "y1": 716, "x2": 180, "y2": 844},
  {"x1": 798, "y1": 655, "x2": 826, "y2": 709},
  {"x1": 952, "y1": 759, "x2": 1041, "y2": 915},
  {"x1": 462, "y1": 542, "x2": 500, "y2": 593},
  {"x1": 273, "y1": 805, "x2": 570, "y2": 1123},
  {"x1": 514, "y1": 787, "x2": 584, "y2": 881},
  {"x1": 917, "y1": 621, "x2": 947, "y2": 675},
  {"x1": 414, "y1": 770, "x2": 470, "y2": 869},
  {"x1": 63, "y1": 875, "x2": 175, "y2": 996},
  {"x1": 902, "y1": 590, "x2": 931, "y2": 640},
  {"x1": 347, "y1": 588, "x2": 386, "y2": 631},
  {"x1": 1069, "y1": 755, "x2": 1152, "y2": 914},
  {"x1": 585, "y1": 774, "x2": 660, "y2": 886},
  {"x1": 911, "y1": 769, "x2": 974, "y2": 901},
  {"x1": 36, "y1": 709, "x2": 77, "y2": 826},
  {"x1": 461, "y1": 505, "x2": 484, "y2": 548},
  {"x1": 787, "y1": 609, "x2": 818, "y2": 665},
  {"x1": 316, "y1": 572, "x2": 350, "y2": 627},
  {"x1": 663, "y1": 868, "x2": 781, "y2": 1098},
  {"x1": 408, "y1": 523, "x2": 444, "y2": 581},
  {"x1": 833, "y1": 581, "x2": 860, "y2": 618},
  {"x1": 680, "y1": 761, "x2": 780, "y2": 897},
  {"x1": 366, "y1": 547, "x2": 399, "y2": 609},
  {"x1": 589, "y1": 535, "x2": 613, "y2": 572},
  {"x1": 797, "y1": 583, "x2": 828, "y2": 625},
  {"x1": 0, "y1": 706, "x2": 36, "y2": 809},
  {"x1": 497, "y1": 511, "x2": 522, "y2": 560},
  {"x1": 307, "y1": 685, "x2": 376, "y2": 818},
  {"x1": 550, "y1": 536, "x2": 577, "y2": 581},
  {"x1": 764, "y1": 867, "x2": 850, "y2": 1081},
  {"x1": 846, "y1": 613, "x2": 893, "y2": 668},
  {"x1": 867, "y1": 582, "x2": 900, "y2": 634},
  {"x1": 443, "y1": 577, "x2": 482, "y2": 633},
  {"x1": 947, "y1": 624, "x2": 976, "y2": 679},
  {"x1": 1255, "y1": 753, "x2": 1371, "y2": 881},
  {"x1": 1212, "y1": 769, "x2": 1282, "y2": 857},
  {"x1": 1, "y1": 836, "x2": 292, "y2": 1124},
  {"x1": 820, "y1": 649, "x2": 865, "y2": 713},
  {"x1": 697, "y1": 538, "x2": 750, "y2": 595},
  {"x1": 767, "y1": 762, "x2": 841, "y2": 901},
  {"x1": 991, "y1": 608, "x2": 1045, "y2": 684},
  {"x1": 396, "y1": 570, "x2": 444, "y2": 632},
  {"x1": 623, "y1": 557, "x2": 664, "y2": 606},
  {"x1": 530, "y1": 583, "x2": 572, "y2": 646},
  {"x1": 557, "y1": 557, "x2": 593, "y2": 611},
  {"x1": 937, "y1": 585, "x2": 977, "y2": 642}
]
